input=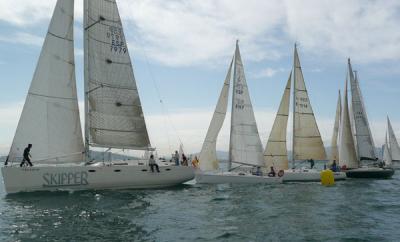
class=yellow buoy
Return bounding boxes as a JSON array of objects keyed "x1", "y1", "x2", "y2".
[{"x1": 320, "y1": 169, "x2": 335, "y2": 186}]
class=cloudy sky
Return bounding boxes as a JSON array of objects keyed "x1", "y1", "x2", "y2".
[{"x1": 0, "y1": 0, "x2": 399, "y2": 156}]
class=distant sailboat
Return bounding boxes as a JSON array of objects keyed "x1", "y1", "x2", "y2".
[
  {"x1": 264, "y1": 44, "x2": 345, "y2": 182},
  {"x1": 382, "y1": 132, "x2": 392, "y2": 166},
  {"x1": 330, "y1": 90, "x2": 341, "y2": 164},
  {"x1": 1, "y1": 0, "x2": 194, "y2": 194},
  {"x1": 196, "y1": 41, "x2": 281, "y2": 184},
  {"x1": 342, "y1": 59, "x2": 394, "y2": 178},
  {"x1": 386, "y1": 117, "x2": 400, "y2": 168}
]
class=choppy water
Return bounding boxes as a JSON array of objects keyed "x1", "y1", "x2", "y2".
[{"x1": 1, "y1": 169, "x2": 400, "y2": 241}]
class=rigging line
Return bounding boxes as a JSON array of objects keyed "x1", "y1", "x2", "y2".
[{"x1": 132, "y1": 34, "x2": 183, "y2": 152}]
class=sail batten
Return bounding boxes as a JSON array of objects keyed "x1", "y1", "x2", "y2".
[
  {"x1": 292, "y1": 46, "x2": 326, "y2": 161},
  {"x1": 8, "y1": 0, "x2": 84, "y2": 164},
  {"x1": 264, "y1": 73, "x2": 291, "y2": 170},
  {"x1": 84, "y1": 0, "x2": 150, "y2": 151}
]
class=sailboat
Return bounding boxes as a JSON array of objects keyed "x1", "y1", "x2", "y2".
[
  {"x1": 341, "y1": 59, "x2": 394, "y2": 178},
  {"x1": 1, "y1": 0, "x2": 194, "y2": 194},
  {"x1": 382, "y1": 132, "x2": 392, "y2": 167},
  {"x1": 264, "y1": 45, "x2": 345, "y2": 182},
  {"x1": 386, "y1": 117, "x2": 400, "y2": 169},
  {"x1": 195, "y1": 41, "x2": 282, "y2": 184}
]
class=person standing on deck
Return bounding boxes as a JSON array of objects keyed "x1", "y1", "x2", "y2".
[
  {"x1": 148, "y1": 154, "x2": 160, "y2": 172},
  {"x1": 20, "y1": 144, "x2": 33, "y2": 167},
  {"x1": 174, "y1": 150, "x2": 180, "y2": 166}
]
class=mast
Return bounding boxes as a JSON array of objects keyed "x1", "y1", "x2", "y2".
[
  {"x1": 83, "y1": 0, "x2": 90, "y2": 161},
  {"x1": 228, "y1": 40, "x2": 239, "y2": 171},
  {"x1": 292, "y1": 43, "x2": 296, "y2": 168}
]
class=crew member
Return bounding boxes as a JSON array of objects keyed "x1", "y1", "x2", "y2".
[{"x1": 20, "y1": 144, "x2": 33, "y2": 167}]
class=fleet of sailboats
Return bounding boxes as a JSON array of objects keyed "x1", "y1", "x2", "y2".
[{"x1": 1, "y1": 1, "x2": 397, "y2": 192}]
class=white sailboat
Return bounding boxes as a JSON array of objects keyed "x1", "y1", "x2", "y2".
[
  {"x1": 386, "y1": 117, "x2": 400, "y2": 168},
  {"x1": 1, "y1": 0, "x2": 194, "y2": 194},
  {"x1": 343, "y1": 59, "x2": 394, "y2": 178},
  {"x1": 264, "y1": 45, "x2": 345, "y2": 182},
  {"x1": 382, "y1": 132, "x2": 392, "y2": 167},
  {"x1": 196, "y1": 41, "x2": 281, "y2": 184},
  {"x1": 330, "y1": 90, "x2": 341, "y2": 164}
]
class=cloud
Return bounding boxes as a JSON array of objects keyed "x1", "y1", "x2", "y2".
[
  {"x1": 0, "y1": 32, "x2": 43, "y2": 46},
  {"x1": 252, "y1": 67, "x2": 286, "y2": 79}
]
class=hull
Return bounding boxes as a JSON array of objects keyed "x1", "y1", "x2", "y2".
[
  {"x1": 283, "y1": 169, "x2": 346, "y2": 182},
  {"x1": 345, "y1": 167, "x2": 394, "y2": 179},
  {"x1": 195, "y1": 171, "x2": 282, "y2": 184},
  {"x1": 1, "y1": 164, "x2": 195, "y2": 194}
]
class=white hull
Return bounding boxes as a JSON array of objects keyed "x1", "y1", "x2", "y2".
[
  {"x1": 195, "y1": 171, "x2": 282, "y2": 184},
  {"x1": 1, "y1": 163, "x2": 195, "y2": 194},
  {"x1": 283, "y1": 169, "x2": 346, "y2": 182}
]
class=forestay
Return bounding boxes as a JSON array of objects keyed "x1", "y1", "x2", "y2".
[
  {"x1": 264, "y1": 73, "x2": 291, "y2": 170},
  {"x1": 330, "y1": 90, "x2": 341, "y2": 163},
  {"x1": 8, "y1": 0, "x2": 84, "y2": 164},
  {"x1": 229, "y1": 42, "x2": 264, "y2": 168},
  {"x1": 387, "y1": 117, "x2": 400, "y2": 161},
  {"x1": 339, "y1": 78, "x2": 358, "y2": 169},
  {"x1": 348, "y1": 60, "x2": 376, "y2": 161},
  {"x1": 199, "y1": 59, "x2": 233, "y2": 171},
  {"x1": 292, "y1": 46, "x2": 326, "y2": 161},
  {"x1": 84, "y1": 0, "x2": 150, "y2": 150}
]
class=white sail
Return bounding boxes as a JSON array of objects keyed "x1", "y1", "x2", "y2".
[
  {"x1": 348, "y1": 60, "x2": 376, "y2": 161},
  {"x1": 339, "y1": 78, "x2": 358, "y2": 169},
  {"x1": 330, "y1": 90, "x2": 341, "y2": 163},
  {"x1": 229, "y1": 42, "x2": 264, "y2": 168},
  {"x1": 199, "y1": 59, "x2": 233, "y2": 171},
  {"x1": 292, "y1": 45, "x2": 326, "y2": 161},
  {"x1": 84, "y1": 0, "x2": 150, "y2": 151},
  {"x1": 7, "y1": 0, "x2": 84, "y2": 164},
  {"x1": 383, "y1": 132, "x2": 392, "y2": 166},
  {"x1": 387, "y1": 117, "x2": 400, "y2": 161},
  {"x1": 264, "y1": 72, "x2": 291, "y2": 170}
]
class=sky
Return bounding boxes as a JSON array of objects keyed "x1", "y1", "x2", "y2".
[{"x1": 0, "y1": 0, "x2": 399, "y2": 156}]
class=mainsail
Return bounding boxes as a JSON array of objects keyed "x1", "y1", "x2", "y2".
[
  {"x1": 292, "y1": 45, "x2": 326, "y2": 161},
  {"x1": 84, "y1": 0, "x2": 150, "y2": 154},
  {"x1": 330, "y1": 90, "x2": 341, "y2": 163},
  {"x1": 348, "y1": 60, "x2": 376, "y2": 161},
  {"x1": 387, "y1": 117, "x2": 400, "y2": 161},
  {"x1": 199, "y1": 59, "x2": 233, "y2": 171},
  {"x1": 264, "y1": 72, "x2": 291, "y2": 170},
  {"x1": 8, "y1": 0, "x2": 84, "y2": 164},
  {"x1": 229, "y1": 42, "x2": 264, "y2": 169},
  {"x1": 338, "y1": 78, "x2": 358, "y2": 169},
  {"x1": 382, "y1": 132, "x2": 392, "y2": 166}
]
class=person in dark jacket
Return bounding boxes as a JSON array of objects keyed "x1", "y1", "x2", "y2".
[
  {"x1": 20, "y1": 144, "x2": 33, "y2": 167},
  {"x1": 148, "y1": 154, "x2": 160, "y2": 172}
]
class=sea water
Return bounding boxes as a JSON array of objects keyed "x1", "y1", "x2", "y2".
[{"x1": 1, "y1": 165, "x2": 400, "y2": 241}]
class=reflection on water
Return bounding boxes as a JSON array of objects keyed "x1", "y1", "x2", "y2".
[{"x1": 1, "y1": 172, "x2": 400, "y2": 241}]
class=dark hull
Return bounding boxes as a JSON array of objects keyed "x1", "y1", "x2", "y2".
[{"x1": 345, "y1": 168, "x2": 394, "y2": 179}]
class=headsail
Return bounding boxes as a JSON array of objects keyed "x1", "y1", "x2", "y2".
[
  {"x1": 338, "y1": 77, "x2": 358, "y2": 169},
  {"x1": 330, "y1": 90, "x2": 341, "y2": 163},
  {"x1": 264, "y1": 72, "x2": 291, "y2": 170},
  {"x1": 8, "y1": 0, "x2": 84, "y2": 164},
  {"x1": 199, "y1": 58, "x2": 233, "y2": 171},
  {"x1": 387, "y1": 117, "x2": 400, "y2": 161},
  {"x1": 229, "y1": 42, "x2": 264, "y2": 168},
  {"x1": 84, "y1": 0, "x2": 150, "y2": 153},
  {"x1": 292, "y1": 45, "x2": 326, "y2": 161},
  {"x1": 383, "y1": 132, "x2": 392, "y2": 166},
  {"x1": 348, "y1": 60, "x2": 376, "y2": 161}
]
